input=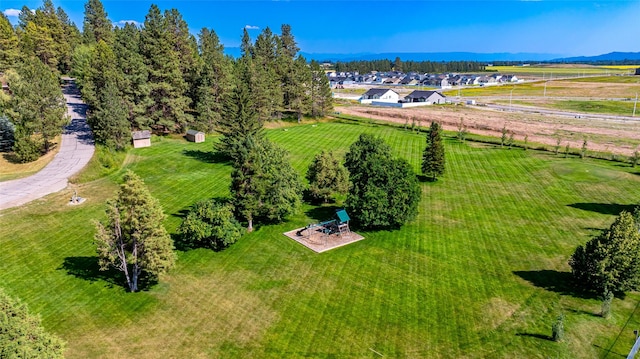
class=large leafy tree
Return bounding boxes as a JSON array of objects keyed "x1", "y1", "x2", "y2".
[
  {"x1": 178, "y1": 200, "x2": 243, "y2": 250},
  {"x1": 94, "y1": 171, "x2": 176, "y2": 292},
  {"x1": 7, "y1": 59, "x2": 67, "y2": 161},
  {"x1": 306, "y1": 150, "x2": 349, "y2": 203},
  {"x1": 569, "y1": 211, "x2": 640, "y2": 294},
  {"x1": 0, "y1": 288, "x2": 65, "y2": 358},
  {"x1": 422, "y1": 121, "x2": 445, "y2": 180},
  {"x1": 344, "y1": 133, "x2": 421, "y2": 229}
]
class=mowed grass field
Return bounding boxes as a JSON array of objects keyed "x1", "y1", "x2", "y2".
[
  {"x1": 2, "y1": 121, "x2": 640, "y2": 358},
  {"x1": 489, "y1": 65, "x2": 632, "y2": 77}
]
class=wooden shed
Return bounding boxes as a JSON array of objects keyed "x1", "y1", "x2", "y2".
[
  {"x1": 132, "y1": 130, "x2": 151, "y2": 148},
  {"x1": 185, "y1": 129, "x2": 205, "y2": 143}
]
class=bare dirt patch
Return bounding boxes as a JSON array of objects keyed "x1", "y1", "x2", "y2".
[{"x1": 337, "y1": 104, "x2": 640, "y2": 156}]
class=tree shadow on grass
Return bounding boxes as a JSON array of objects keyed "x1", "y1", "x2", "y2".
[
  {"x1": 515, "y1": 332, "x2": 552, "y2": 341},
  {"x1": 182, "y1": 149, "x2": 230, "y2": 164},
  {"x1": 513, "y1": 270, "x2": 598, "y2": 299},
  {"x1": 304, "y1": 205, "x2": 341, "y2": 223},
  {"x1": 568, "y1": 203, "x2": 637, "y2": 216},
  {"x1": 59, "y1": 256, "x2": 157, "y2": 291}
]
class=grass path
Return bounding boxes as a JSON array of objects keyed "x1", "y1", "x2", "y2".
[{"x1": 1, "y1": 121, "x2": 640, "y2": 357}]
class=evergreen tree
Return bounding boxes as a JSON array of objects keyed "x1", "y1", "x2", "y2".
[
  {"x1": 18, "y1": 1, "x2": 70, "y2": 73},
  {"x1": 113, "y1": 23, "x2": 152, "y2": 130},
  {"x1": 230, "y1": 137, "x2": 301, "y2": 232},
  {"x1": 0, "y1": 116, "x2": 15, "y2": 151},
  {"x1": 0, "y1": 13, "x2": 19, "y2": 71},
  {"x1": 215, "y1": 71, "x2": 263, "y2": 161},
  {"x1": 94, "y1": 171, "x2": 176, "y2": 292},
  {"x1": 422, "y1": 121, "x2": 445, "y2": 181},
  {"x1": 240, "y1": 28, "x2": 253, "y2": 59},
  {"x1": 83, "y1": 0, "x2": 113, "y2": 45},
  {"x1": 289, "y1": 55, "x2": 311, "y2": 123},
  {"x1": 569, "y1": 211, "x2": 640, "y2": 294},
  {"x1": 193, "y1": 27, "x2": 234, "y2": 133},
  {"x1": 278, "y1": 24, "x2": 300, "y2": 110},
  {"x1": 306, "y1": 150, "x2": 349, "y2": 203},
  {"x1": 56, "y1": 6, "x2": 82, "y2": 73},
  {"x1": 345, "y1": 134, "x2": 420, "y2": 229},
  {"x1": 140, "y1": 4, "x2": 192, "y2": 133},
  {"x1": 7, "y1": 59, "x2": 67, "y2": 159},
  {"x1": 309, "y1": 60, "x2": 332, "y2": 117},
  {"x1": 250, "y1": 27, "x2": 283, "y2": 121},
  {"x1": 91, "y1": 77, "x2": 130, "y2": 150},
  {"x1": 0, "y1": 288, "x2": 65, "y2": 358}
]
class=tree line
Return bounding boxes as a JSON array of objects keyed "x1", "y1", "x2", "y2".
[
  {"x1": 71, "y1": 1, "x2": 333, "y2": 151},
  {"x1": 0, "y1": 0, "x2": 333, "y2": 159},
  {"x1": 332, "y1": 57, "x2": 486, "y2": 74}
]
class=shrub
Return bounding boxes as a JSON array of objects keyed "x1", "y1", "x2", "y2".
[
  {"x1": 552, "y1": 314, "x2": 565, "y2": 342},
  {"x1": 178, "y1": 200, "x2": 244, "y2": 250}
]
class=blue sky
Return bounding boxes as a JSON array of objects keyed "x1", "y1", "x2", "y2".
[{"x1": 2, "y1": 1, "x2": 640, "y2": 56}]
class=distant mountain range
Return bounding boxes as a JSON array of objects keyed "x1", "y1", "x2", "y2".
[{"x1": 222, "y1": 48, "x2": 640, "y2": 63}]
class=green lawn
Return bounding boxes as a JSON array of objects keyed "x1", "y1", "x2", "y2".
[{"x1": 2, "y1": 121, "x2": 640, "y2": 358}]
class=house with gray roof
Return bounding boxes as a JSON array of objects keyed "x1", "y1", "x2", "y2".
[
  {"x1": 404, "y1": 90, "x2": 446, "y2": 104},
  {"x1": 359, "y1": 88, "x2": 400, "y2": 104}
]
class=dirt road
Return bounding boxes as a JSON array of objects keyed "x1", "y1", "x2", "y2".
[{"x1": 336, "y1": 104, "x2": 640, "y2": 156}]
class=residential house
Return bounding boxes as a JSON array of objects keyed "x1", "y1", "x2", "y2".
[
  {"x1": 359, "y1": 88, "x2": 400, "y2": 104},
  {"x1": 404, "y1": 90, "x2": 446, "y2": 104}
]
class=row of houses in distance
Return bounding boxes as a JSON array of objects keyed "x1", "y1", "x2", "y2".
[
  {"x1": 328, "y1": 71, "x2": 521, "y2": 89},
  {"x1": 359, "y1": 88, "x2": 446, "y2": 108}
]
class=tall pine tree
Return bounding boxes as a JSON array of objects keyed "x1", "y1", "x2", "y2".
[
  {"x1": 193, "y1": 27, "x2": 234, "y2": 133},
  {"x1": 422, "y1": 121, "x2": 445, "y2": 181}
]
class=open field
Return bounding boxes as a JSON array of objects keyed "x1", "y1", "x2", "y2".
[
  {"x1": 2, "y1": 121, "x2": 640, "y2": 357},
  {"x1": 497, "y1": 99, "x2": 638, "y2": 117},
  {"x1": 443, "y1": 78, "x2": 640, "y2": 99},
  {"x1": 489, "y1": 65, "x2": 632, "y2": 78},
  {"x1": 336, "y1": 104, "x2": 640, "y2": 156}
]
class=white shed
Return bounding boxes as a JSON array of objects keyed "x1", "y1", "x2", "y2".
[
  {"x1": 185, "y1": 129, "x2": 205, "y2": 143},
  {"x1": 132, "y1": 130, "x2": 151, "y2": 148}
]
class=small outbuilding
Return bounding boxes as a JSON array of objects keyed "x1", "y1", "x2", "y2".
[
  {"x1": 131, "y1": 130, "x2": 151, "y2": 148},
  {"x1": 185, "y1": 129, "x2": 205, "y2": 143}
]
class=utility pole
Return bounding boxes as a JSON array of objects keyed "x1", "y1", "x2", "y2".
[
  {"x1": 510, "y1": 87, "x2": 515, "y2": 111},
  {"x1": 634, "y1": 93, "x2": 638, "y2": 117},
  {"x1": 544, "y1": 81, "x2": 548, "y2": 98}
]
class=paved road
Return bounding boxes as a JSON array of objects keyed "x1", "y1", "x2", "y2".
[{"x1": 0, "y1": 81, "x2": 94, "y2": 211}]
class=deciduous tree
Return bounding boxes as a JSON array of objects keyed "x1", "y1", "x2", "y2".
[
  {"x1": 94, "y1": 171, "x2": 176, "y2": 292},
  {"x1": 178, "y1": 200, "x2": 243, "y2": 250},
  {"x1": 345, "y1": 133, "x2": 420, "y2": 229}
]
